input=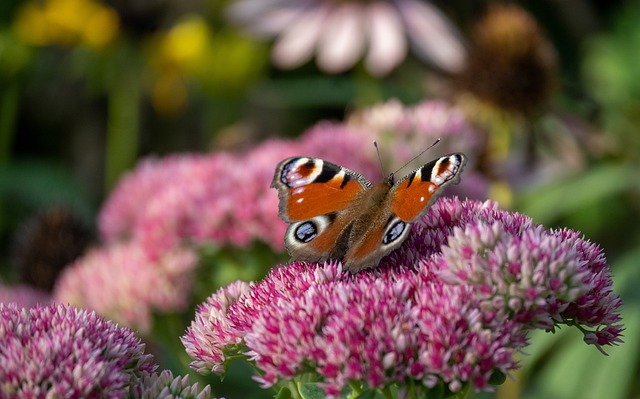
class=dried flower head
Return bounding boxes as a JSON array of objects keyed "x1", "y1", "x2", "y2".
[
  {"x1": 12, "y1": 206, "x2": 93, "y2": 292},
  {"x1": 456, "y1": 4, "x2": 558, "y2": 116},
  {"x1": 182, "y1": 198, "x2": 622, "y2": 396}
]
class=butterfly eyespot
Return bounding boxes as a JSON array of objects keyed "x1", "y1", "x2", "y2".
[
  {"x1": 383, "y1": 221, "x2": 406, "y2": 245},
  {"x1": 294, "y1": 221, "x2": 318, "y2": 243}
]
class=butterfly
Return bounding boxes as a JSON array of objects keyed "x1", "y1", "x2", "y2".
[{"x1": 271, "y1": 153, "x2": 466, "y2": 272}]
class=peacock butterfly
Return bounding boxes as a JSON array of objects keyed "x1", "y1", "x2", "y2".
[{"x1": 271, "y1": 153, "x2": 466, "y2": 272}]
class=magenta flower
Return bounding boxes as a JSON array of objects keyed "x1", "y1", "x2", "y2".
[
  {"x1": 53, "y1": 242, "x2": 198, "y2": 334},
  {"x1": 226, "y1": 0, "x2": 465, "y2": 76},
  {"x1": 0, "y1": 303, "x2": 156, "y2": 398},
  {"x1": 0, "y1": 303, "x2": 214, "y2": 399},
  {"x1": 182, "y1": 198, "x2": 623, "y2": 397}
]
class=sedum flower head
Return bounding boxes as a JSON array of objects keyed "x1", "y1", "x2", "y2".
[
  {"x1": 53, "y1": 242, "x2": 198, "y2": 334},
  {"x1": 130, "y1": 370, "x2": 212, "y2": 399},
  {"x1": 0, "y1": 303, "x2": 156, "y2": 398},
  {"x1": 347, "y1": 99, "x2": 489, "y2": 200},
  {"x1": 182, "y1": 198, "x2": 623, "y2": 396},
  {"x1": 98, "y1": 123, "x2": 378, "y2": 255}
]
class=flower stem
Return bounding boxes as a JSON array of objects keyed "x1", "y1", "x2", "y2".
[
  {"x1": 380, "y1": 385, "x2": 394, "y2": 399},
  {"x1": 348, "y1": 381, "x2": 363, "y2": 397},
  {"x1": 0, "y1": 80, "x2": 18, "y2": 165},
  {"x1": 288, "y1": 380, "x2": 302, "y2": 399},
  {"x1": 105, "y1": 48, "x2": 140, "y2": 192}
]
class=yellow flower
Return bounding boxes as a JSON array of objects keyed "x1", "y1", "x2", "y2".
[
  {"x1": 159, "y1": 16, "x2": 211, "y2": 72},
  {"x1": 14, "y1": 0, "x2": 119, "y2": 50},
  {"x1": 147, "y1": 16, "x2": 267, "y2": 115}
]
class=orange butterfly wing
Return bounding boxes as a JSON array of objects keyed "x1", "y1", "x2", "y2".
[
  {"x1": 390, "y1": 153, "x2": 466, "y2": 222},
  {"x1": 271, "y1": 154, "x2": 466, "y2": 272},
  {"x1": 342, "y1": 153, "x2": 466, "y2": 272},
  {"x1": 271, "y1": 157, "x2": 372, "y2": 222},
  {"x1": 271, "y1": 157, "x2": 372, "y2": 263}
]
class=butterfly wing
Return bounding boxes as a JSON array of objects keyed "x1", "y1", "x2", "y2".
[
  {"x1": 390, "y1": 153, "x2": 466, "y2": 222},
  {"x1": 342, "y1": 153, "x2": 466, "y2": 272},
  {"x1": 271, "y1": 157, "x2": 372, "y2": 263}
]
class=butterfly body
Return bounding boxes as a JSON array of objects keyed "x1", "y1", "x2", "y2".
[{"x1": 272, "y1": 154, "x2": 466, "y2": 272}]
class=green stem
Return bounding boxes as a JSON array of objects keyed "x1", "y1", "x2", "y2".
[
  {"x1": 288, "y1": 380, "x2": 302, "y2": 399},
  {"x1": 105, "y1": 58, "x2": 140, "y2": 192},
  {"x1": 452, "y1": 383, "x2": 471, "y2": 399},
  {"x1": 380, "y1": 385, "x2": 394, "y2": 399},
  {"x1": 0, "y1": 81, "x2": 19, "y2": 232},
  {"x1": 353, "y1": 63, "x2": 382, "y2": 107},
  {"x1": 0, "y1": 81, "x2": 19, "y2": 164},
  {"x1": 348, "y1": 381, "x2": 363, "y2": 398}
]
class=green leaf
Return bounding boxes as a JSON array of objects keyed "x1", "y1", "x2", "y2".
[
  {"x1": 274, "y1": 386, "x2": 293, "y2": 399},
  {"x1": 0, "y1": 161, "x2": 95, "y2": 223},
  {"x1": 516, "y1": 164, "x2": 639, "y2": 224},
  {"x1": 350, "y1": 389, "x2": 380, "y2": 399},
  {"x1": 298, "y1": 382, "x2": 327, "y2": 399}
]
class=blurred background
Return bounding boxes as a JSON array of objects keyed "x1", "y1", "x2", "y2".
[{"x1": 0, "y1": 0, "x2": 639, "y2": 398}]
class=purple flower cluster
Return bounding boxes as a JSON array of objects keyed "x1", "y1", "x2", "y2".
[
  {"x1": 182, "y1": 198, "x2": 623, "y2": 396},
  {"x1": 0, "y1": 303, "x2": 156, "y2": 398},
  {"x1": 53, "y1": 242, "x2": 198, "y2": 334},
  {"x1": 0, "y1": 303, "x2": 214, "y2": 399}
]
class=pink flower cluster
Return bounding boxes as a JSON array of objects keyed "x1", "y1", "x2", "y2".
[
  {"x1": 53, "y1": 242, "x2": 198, "y2": 334},
  {"x1": 99, "y1": 100, "x2": 483, "y2": 257},
  {"x1": 348, "y1": 99, "x2": 481, "y2": 160},
  {"x1": 0, "y1": 303, "x2": 213, "y2": 399},
  {"x1": 0, "y1": 303, "x2": 155, "y2": 397},
  {"x1": 181, "y1": 198, "x2": 623, "y2": 396},
  {"x1": 98, "y1": 122, "x2": 380, "y2": 255},
  {"x1": 349, "y1": 99, "x2": 489, "y2": 199}
]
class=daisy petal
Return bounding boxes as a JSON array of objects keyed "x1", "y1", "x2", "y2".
[
  {"x1": 272, "y1": 4, "x2": 329, "y2": 69},
  {"x1": 317, "y1": 3, "x2": 366, "y2": 73},
  {"x1": 365, "y1": 1, "x2": 408, "y2": 76},
  {"x1": 397, "y1": 0, "x2": 466, "y2": 73}
]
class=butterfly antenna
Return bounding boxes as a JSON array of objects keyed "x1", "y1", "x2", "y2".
[
  {"x1": 391, "y1": 138, "x2": 441, "y2": 176},
  {"x1": 373, "y1": 141, "x2": 386, "y2": 179}
]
